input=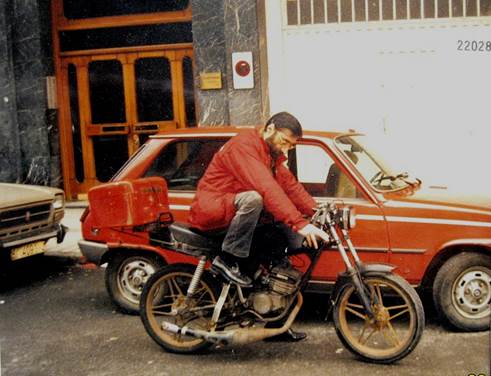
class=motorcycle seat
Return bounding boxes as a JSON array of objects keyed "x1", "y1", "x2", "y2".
[{"x1": 169, "y1": 222, "x2": 225, "y2": 252}]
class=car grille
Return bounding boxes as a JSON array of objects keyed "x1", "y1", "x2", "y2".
[{"x1": 0, "y1": 203, "x2": 53, "y2": 239}]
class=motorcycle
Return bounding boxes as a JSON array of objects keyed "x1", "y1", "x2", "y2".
[{"x1": 140, "y1": 202, "x2": 425, "y2": 364}]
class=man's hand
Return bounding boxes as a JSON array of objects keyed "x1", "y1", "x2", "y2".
[{"x1": 298, "y1": 224, "x2": 331, "y2": 249}]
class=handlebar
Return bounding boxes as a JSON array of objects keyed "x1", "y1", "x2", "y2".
[{"x1": 311, "y1": 202, "x2": 356, "y2": 231}]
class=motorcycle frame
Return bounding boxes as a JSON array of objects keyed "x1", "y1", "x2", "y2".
[{"x1": 181, "y1": 203, "x2": 396, "y2": 327}]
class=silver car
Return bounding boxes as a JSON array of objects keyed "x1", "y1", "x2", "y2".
[{"x1": 0, "y1": 183, "x2": 67, "y2": 263}]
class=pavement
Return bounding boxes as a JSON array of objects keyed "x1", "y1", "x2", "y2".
[{"x1": 44, "y1": 201, "x2": 87, "y2": 259}]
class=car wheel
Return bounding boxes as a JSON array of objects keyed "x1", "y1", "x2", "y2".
[
  {"x1": 433, "y1": 252, "x2": 491, "y2": 331},
  {"x1": 105, "y1": 252, "x2": 165, "y2": 314}
]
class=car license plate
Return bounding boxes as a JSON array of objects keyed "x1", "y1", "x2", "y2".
[{"x1": 10, "y1": 241, "x2": 45, "y2": 261}]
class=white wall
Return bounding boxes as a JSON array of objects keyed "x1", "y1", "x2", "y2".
[{"x1": 266, "y1": 2, "x2": 491, "y2": 193}]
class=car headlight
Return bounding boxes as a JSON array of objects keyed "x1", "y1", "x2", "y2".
[
  {"x1": 341, "y1": 207, "x2": 356, "y2": 230},
  {"x1": 53, "y1": 193, "x2": 65, "y2": 210}
]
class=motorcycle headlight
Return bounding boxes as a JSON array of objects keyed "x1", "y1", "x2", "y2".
[{"x1": 341, "y1": 207, "x2": 356, "y2": 230}]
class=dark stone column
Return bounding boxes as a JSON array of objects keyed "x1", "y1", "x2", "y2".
[
  {"x1": 191, "y1": 0, "x2": 230, "y2": 126},
  {"x1": 38, "y1": 0, "x2": 62, "y2": 187},
  {"x1": 11, "y1": 0, "x2": 51, "y2": 185},
  {"x1": 191, "y1": 0, "x2": 266, "y2": 126},
  {"x1": 0, "y1": 0, "x2": 22, "y2": 182}
]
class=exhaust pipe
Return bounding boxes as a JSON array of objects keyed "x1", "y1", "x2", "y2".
[{"x1": 161, "y1": 293, "x2": 304, "y2": 346}]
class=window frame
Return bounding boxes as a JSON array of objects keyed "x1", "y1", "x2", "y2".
[
  {"x1": 291, "y1": 139, "x2": 369, "y2": 201},
  {"x1": 143, "y1": 137, "x2": 228, "y2": 192}
]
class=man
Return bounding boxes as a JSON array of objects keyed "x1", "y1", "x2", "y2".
[
  {"x1": 189, "y1": 112, "x2": 330, "y2": 285},
  {"x1": 189, "y1": 112, "x2": 330, "y2": 342}
]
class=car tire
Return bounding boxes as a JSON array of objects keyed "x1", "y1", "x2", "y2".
[
  {"x1": 105, "y1": 252, "x2": 165, "y2": 315},
  {"x1": 433, "y1": 252, "x2": 491, "y2": 331}
]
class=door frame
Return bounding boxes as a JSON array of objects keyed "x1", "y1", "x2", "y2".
[{"x1": 51, "y1": 0, "x2": 194, "y2": 199}]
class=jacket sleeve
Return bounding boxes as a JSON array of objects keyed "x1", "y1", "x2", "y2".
[
  {"x1": 276, "y1": 164, "x2": 316, "y2": 217},
  {"x1": 219, "y1": 142, "x2": 309, "y2": 231}
]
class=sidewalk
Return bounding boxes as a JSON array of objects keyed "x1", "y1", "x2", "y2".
[{"x1": 45, "y1": 201, "x2": 87, "y2": 258}]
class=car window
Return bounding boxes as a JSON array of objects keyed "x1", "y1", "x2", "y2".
[
  {"x1": 144, "y1": 139, "x2": 227, "y2": 190},
  {"x1": 335, "y1": 135, "x2": 409, "y2": 191},
  {"x1": 292, "y1": 143, "x2": 362, "y2": 199}
]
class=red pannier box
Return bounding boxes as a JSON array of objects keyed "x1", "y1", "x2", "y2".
[{"x1": 88, "y1": 177, "x2": 171, "y2": 228}]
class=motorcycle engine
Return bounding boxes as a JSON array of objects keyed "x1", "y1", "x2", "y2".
[{"x1": 250, "y1": 264, "x2": 303, "y2": 315}]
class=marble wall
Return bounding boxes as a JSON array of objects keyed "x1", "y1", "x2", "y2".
[
  {"x1": 0, "y1": 0, "x2": 22, "y2": 182},
  {"x1": 0, "y1": 0, "x2": 60, "y2": 186},
  {"x1": 191, "y1": 0, "x2": 268, "y2": 126}
]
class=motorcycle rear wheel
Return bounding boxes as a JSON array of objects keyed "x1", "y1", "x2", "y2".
[
  {"x1": 140, "y1": 263, "x2": 219, "y2": 354},
  {"x1": 333, "y1": 273, "x2": 424, "y2": 364}
]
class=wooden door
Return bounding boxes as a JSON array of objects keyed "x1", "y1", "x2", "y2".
[{"x1": 59, "y1": 48, "x2": 195, "y2": 197}]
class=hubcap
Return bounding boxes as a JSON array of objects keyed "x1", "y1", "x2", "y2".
[
  {"x1": 118, "y1": 259, "x2": 157, "y2": 304},
  {"x1": 452, "y1": 268, "x2": 491, "y2": 319}
]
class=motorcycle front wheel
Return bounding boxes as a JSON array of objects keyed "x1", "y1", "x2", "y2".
[
  {"x1": 333, "y1": 273, "x2": 425, "y2": 364},
  {"x1": 140, "y1": 263, "x2": 219, "y2": 354}
]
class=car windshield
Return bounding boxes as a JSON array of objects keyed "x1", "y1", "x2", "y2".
[{"x1": 334, "y1": 134, "x2": 415, "y2": 191}]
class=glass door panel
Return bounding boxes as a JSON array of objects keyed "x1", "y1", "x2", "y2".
[
  {"x1": 130, "y1": 51, "x2": 192, "y2": 147},
  {"x1": 182, "y1": 56, "x2": 196, "y2": 127},
  {"x1": 67, "y1": 63, "x2": 84, "y2": 183},
  {"x1": 93, "y1": 135, "x2": 129, "y2": 181},
  {"x1": 88, "y1": 60, "x2": 126, "y2": 123},
  {"x1": 135, "y1": 57, "x2": 173, "y2": 122},
  {"x1": 87, "y1": 59, "x2": 129, "y2": 182}
]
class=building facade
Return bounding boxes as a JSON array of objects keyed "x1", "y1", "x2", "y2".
[
  {"x1": 0, "y1": 0, "x2": 270, "y2": 199},
  {"x1": 1, "y1": 0, "x2": 490, "y2": 198}
]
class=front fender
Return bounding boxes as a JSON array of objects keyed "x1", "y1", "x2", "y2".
[{"x1": 358, "y1": 263, "x2": 396, "y2": 275}]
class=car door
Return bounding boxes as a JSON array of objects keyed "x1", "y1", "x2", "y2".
[{"x1": 290, "y1": 139, "x2": 390, "y2": 287}]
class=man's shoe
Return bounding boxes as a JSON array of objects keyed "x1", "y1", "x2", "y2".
[
  {"x1": 211, "y1": 256, "x2": 252, "y2": 287},
  {"x1": 264, "y1": 328, "x2": 307, "y2": 342}
]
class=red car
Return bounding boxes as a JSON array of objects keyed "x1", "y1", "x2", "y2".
[{"x1": 79, "y1": 127, "x2": 491, "y2": 332}]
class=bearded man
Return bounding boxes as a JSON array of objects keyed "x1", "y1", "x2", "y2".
[{"x1": 189, "y1": 112, "x2": 329, "y2": 287}]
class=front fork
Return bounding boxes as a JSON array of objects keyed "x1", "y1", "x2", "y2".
[
  {"x1": 326, "y1": 220, "x2": 376, "y2": 319},
  {"x1": 346, "y1": 267, "x2": 375, "y2": 318}
]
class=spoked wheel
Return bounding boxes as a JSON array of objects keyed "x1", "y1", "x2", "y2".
[
  {"x1": 333, "y1": 273, "x2": 425, "y2": 364},
  {"x1": 140, "y1": 263, "x2": 219, "y2": 354}
]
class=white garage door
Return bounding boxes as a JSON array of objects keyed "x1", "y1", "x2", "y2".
[{"x1": 265, "y1": 0, "x2": 491, "y2": 188}]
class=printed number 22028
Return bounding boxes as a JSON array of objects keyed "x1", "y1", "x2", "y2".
[{"x1": 457, "y1": 40, "x2": 491, "y2": 51}]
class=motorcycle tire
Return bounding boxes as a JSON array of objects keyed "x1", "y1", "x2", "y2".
[
  {"x1": 140, "y1": 263, "x2": 220, "y2": 354},
  {"x1": 333, "y1": 273, "x2": 425, "y2": 364}
]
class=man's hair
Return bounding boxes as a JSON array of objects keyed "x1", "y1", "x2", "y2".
[{"x1": 266, "y1": 112, "x2": 303, "y2": 138}]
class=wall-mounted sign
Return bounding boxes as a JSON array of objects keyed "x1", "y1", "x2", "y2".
[
  {"x1": 200, "y1": 72, "x2": 222, "y2": 90},
  {"x1": 46, "y1": 76, "x2": 58, "y2": 109},
  {"x1": 232, "y1": 52, "x2": 254, "y2": 89}
]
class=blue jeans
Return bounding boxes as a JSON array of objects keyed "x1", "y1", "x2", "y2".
[
  {"x1": 222, "y1": 191, "x2": 263, "y2": 258},
  {"x1": 222, "y1": 191, "x2": 304, "y2": 258}
]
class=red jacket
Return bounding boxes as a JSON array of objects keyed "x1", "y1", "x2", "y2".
[{"x1": 189, "y1": 128, "x2": 316, "y2": 231}]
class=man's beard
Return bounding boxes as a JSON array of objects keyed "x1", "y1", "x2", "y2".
[{"x1": 265, "y1": 134, "x2": 283, "y2": 159}]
